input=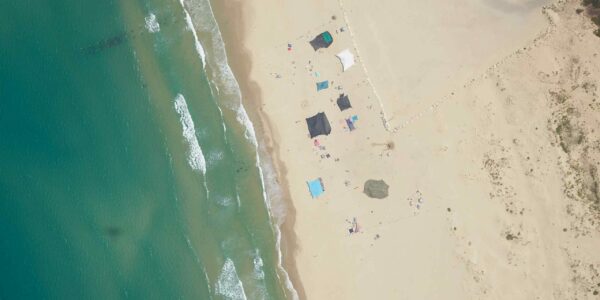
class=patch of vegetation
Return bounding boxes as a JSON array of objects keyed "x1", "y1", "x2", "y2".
[
  {"x1": 582, "y1": 1, "x2": 600, "y2": 37},
  {"x1": 582, "y1": 81, "x2": 597, "y2": 94},
  {"x1": 555, "y1": 117, "x2": 585, "y2": 153},
  {"x1": 588, "y1": 165, "x2": 600, "y2": 207},
  {"x1": 483, "y1": 156, "x2": 504, "y2": 184},
  {"x1": 574, "y1": 164, "x2": 598, "y2": 199},
  {"x1": 583, "y1": 0, "x2": 600, "y2": 8},
  {"x1": 550, "y1": 89, "x2": 569, "y2": 104}
]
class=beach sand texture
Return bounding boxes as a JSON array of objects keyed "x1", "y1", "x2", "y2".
[{"x1": 215, "y1": 0, "x2": 600, "y2": 298}]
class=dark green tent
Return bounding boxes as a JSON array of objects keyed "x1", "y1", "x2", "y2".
[
  {"x1": 310, "y1": 31, "x2": 333, "y2": 51},
  {"x1": 363, "y1": 180, "x2": 389, "y2": 199}
]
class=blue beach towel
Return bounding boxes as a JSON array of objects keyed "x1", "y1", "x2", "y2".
[
  {"x1": 316, "y1": 81, "x2": 329, "y2": 91},
  {"x1": 307, "y1": 178, "x2": 324, "y2": 198}
]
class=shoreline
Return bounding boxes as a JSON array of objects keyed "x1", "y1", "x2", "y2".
[
  {"x1": 209, "y1": 1, "x2": 306, "y2": 299},
  {"x1": 208, "y1": 0, "x2": 600, "y2": 298}
]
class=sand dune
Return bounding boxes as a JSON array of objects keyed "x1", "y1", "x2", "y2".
[{"x1": 341, "y1": 0, "x2": 553, "y2": 129}]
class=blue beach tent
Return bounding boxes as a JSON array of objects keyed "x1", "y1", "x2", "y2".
[{"x1": 307, "y1": 178, "x2": 325, "y2": 198}]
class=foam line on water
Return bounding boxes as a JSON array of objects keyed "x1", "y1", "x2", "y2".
[
  {"x1": 179, "y1": 0, "x2": 206, "y2": 68},
  {"x1": 174, "y1": 93, "x2": 206, "y2": 174},
  {"x1": 185, "y1": 236, "x2": 214, "y2": 298},
  {"x1": 215, "y1": 258, "x2": 248, "y2": 300}
]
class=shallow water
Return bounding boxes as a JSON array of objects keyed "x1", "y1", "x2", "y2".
[{"x1": 0, "y1": 0, "x2": 291, "y2": 298}]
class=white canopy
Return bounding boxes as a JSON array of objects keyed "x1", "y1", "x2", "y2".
[{"x1": 336, "y1": 49, "x2": 355, "y2": 71}]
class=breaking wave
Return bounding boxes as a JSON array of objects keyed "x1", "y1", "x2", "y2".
[
  {"x1": 215, "y1": 258, "x2": 247, "y2": 300},
  {"x1": 253, "y1": 250, "x2": 265, "y2": 280},
  {"x1": 249, "y1": 249, "x2": 268, "y2": 300},
  {"x1": 174, "y1": 93, "x2": 206, "y2": 174},
  {"x1": 179, "y1": 0, "x2": 206, "y2": 68},
  {"x1": 181, "y1": 0, "x2": 298, "y2": 298},
  {"x1": 181, "y1": 0, "x2": 258, "y2": 144},
  {"x1": 144, "y1": 13, "x2": 160, "y2": 33}
]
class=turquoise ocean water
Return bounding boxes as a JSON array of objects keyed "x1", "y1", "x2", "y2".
[{"x1": 0, "y1": 0, "x2": 294, "y2": 299}]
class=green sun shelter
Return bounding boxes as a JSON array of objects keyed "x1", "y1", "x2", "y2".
[{"x1": 310, "y1": 31, "x2": 333, "y2": 51}]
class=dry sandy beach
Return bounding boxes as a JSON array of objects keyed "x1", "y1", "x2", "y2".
[{"x1": 214, "y1": 0, "x2": 600, "y2": 298}]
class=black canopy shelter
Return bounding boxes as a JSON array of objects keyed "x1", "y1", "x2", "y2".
[
  {"x1": 336, "y1": 94, "x2": 352, "y2": 111},
  {"x1": 309, "y1": 31, "x2": 333, "y2": 51},
  {"x1": 306, "y1": 112, "x2": 332, "y2": 138}
]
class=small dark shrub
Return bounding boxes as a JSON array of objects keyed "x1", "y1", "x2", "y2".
[{"x1": 583, "y1": 0, "x2": 600, "y2": 8}]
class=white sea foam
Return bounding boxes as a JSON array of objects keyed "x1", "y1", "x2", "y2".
[
  {"x1": 236, "y1": 108, "x2": 259, "y2": 146},
  {"x1": 144, "y1": 13, "x2": 160, "y2": 33},
  {"x1": 248, "y1": 249, "x2": 268, "y2": 300},
  {"x1": 216, "y1": 258, "x2": 247, "y2": 300},
  {"x1": 252, "y1": 250, "x2": 265, "y2": 280},
  {"x1": 174, "y1": 94, "x2": 206, "y2": 174},
  {"x1": 207, "y1": 149, "x2": 224, "y2": 168},
  {"x1": 215, "y1": 194, "x2": 233, "y2": 207},
  {"x1": 179, "y1": 0, "x2": 206, "y2": 68}
]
